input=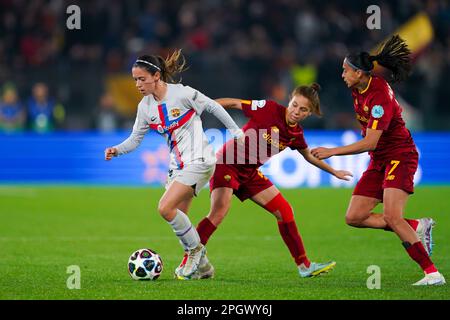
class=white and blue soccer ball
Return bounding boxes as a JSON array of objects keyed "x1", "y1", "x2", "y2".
[{"x1": 128, "y1": 248, "x2": 163, "y2": 280}]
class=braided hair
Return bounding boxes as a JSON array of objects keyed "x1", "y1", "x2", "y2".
[{"x1": 345, "y1": 35, "x2": 412, "y2": 83}]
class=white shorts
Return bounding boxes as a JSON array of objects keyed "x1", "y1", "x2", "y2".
[{"x1": 165, "y1": 162, "x2": 215, "y2": 196}]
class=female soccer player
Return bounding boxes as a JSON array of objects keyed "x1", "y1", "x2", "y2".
[
  {"x1": 176, "y1": 83, "x2": 353, "y2": 279},
  {"x1": 311, "y1": 35, "x2": 445, "y2": 286},
  {"x1": 104, "y1": 50, "x2": 244, "y2": 278}
]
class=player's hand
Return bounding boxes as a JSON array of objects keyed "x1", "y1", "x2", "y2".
[
  {"x1": 311, "y1": 147, "x2": 334, "y2": 160},
  {"x1": 234, "y1": 129, "x2": 245, "y2": 145},
  {"x1": 334, "y1": 170, "x2": 353, "y2": 181},
  {"x1": 104, "y1": 147, "x2": 118, "y2": 161}
]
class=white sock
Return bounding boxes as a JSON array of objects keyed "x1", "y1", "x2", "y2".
[
  {"x1": 298, "y1": 263, "x2": 309, "y2": 270},
  {"x1": 199, "y1": 254, "x2": 209, "y2": 267},
  {"x1": 179, "y1": 240, "x2": 189, "y2": 252},
  {"x1": 168, "y1": 209, "x2": 200, "y2": 250}
]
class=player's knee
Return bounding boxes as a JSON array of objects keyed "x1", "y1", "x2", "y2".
[
  {"x1": 280, "y1": 203, "x2": 294, "y2": 223},
  {"x1": 345, "y1": 213, "x2": 364, "y2": 227},
  {"x1": 264, "y1": 194, "x2": 294, "y2": 223},
  {"x1": 383, "y1": 212, "x2": 401, "y2": 227},
  {"x1": 157, "y1": 200, "x2": 173, "y2": 219}
]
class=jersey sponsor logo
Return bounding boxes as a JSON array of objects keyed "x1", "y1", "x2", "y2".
[
  {"x1": 151, "y1": 109, "x2": 195, "y2": 134},
  {"x1": 165, "y1": 121, "x2": 180, "y2": 131},
  {"x1": 356, "y1": 114, "x2": 369, "y2": 123},
  {"x1": 224, "y1": 175, "x2": 231, "y2": 182},
  {"x1": 171, "y1": 108, "x2": 181, "y2": 117},
  {"x1": 251, "y1": 100, "x2": 266, "y2": 110},
  {"x1": 371, "y1": 105, "x2": 384, "y2": 118},
  {"x1": 150, "y1": 116, "x2": 157, "y2": 121},
  {"x1": 155, "y1": 121, "x2": 180, "y2": 133},
  {"x1": 262, "y1": 132, "x2": 287, "y2": 150}
]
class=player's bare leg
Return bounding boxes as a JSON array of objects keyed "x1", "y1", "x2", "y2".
[
  {"x1": 383, "y1": 188, "x2": 418, "y2": 243},
  {"x1": 177, "y1": 197, "x2": 193, "y2": 216},
  {"x1": 158, "y1": 181, "x2": 195, "y2": 221},
  {"x1": 158, "y1": 181, "x2": 205, "y2": 277},
  {"x1": 250, "y1": 185, "x2": 283, "y2": 220},
  {"x1": 346, "y1": 195, "x2": 434, "y2": 254},
  {"x1": 251, "y1": 186, "x2": 336, "y2": 278},
  {"x1": 383, "y1": 188, "x2": 445, "y2": 286},
  {"x1": 206, "y1": 187, "x2": 234, "y2": 227},
  {"x1": 345, "y1": 195, "x2": 385, "y2": 228}
]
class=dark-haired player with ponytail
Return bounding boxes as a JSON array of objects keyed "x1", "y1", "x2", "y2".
[
  {"x1": 176, "y1": 83, "x2": 353, "y2": 279},
  {"x1": 104, "y1": 50, "x2": 244, "y2": 279},
  {"x1": 311, "y1": 35, "x2": 445, "y2": 286}
]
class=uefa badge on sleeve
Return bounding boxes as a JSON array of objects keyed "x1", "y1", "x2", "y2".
[{"x1": 371, "y1": 105, "x2": 384, "y2": 118}]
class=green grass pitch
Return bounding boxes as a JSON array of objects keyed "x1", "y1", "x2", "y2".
[{"x1": 0, "y1": 185, "x2": 449, "y2": 300}]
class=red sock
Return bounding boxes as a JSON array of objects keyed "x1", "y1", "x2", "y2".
[
  {"x1": 404, "y1": 241, "x2": 438, "y2": 274},
  {"x1": 406, "y1": 219, "x2": 419, "y2": 231},
  {"x1": 385, "y1": 218, "x2": 419, "y2": 231},
  {"x1": 265, "y1": 193, "x2": 310, "y2": 267},
  {"x1": 196, "y1": 217, "x2": 217, "y2": 245},
  {"x1": 278, "y1": 221, "x2": 310, "y2": 267}
]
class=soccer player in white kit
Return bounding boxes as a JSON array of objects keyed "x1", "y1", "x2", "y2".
[{"x1": 104, "y1": 50, "x2": 244, "y2": 278}]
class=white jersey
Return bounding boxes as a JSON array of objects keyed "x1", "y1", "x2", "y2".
[{"x1": 114, "y1": 83, "x2": 242, "y2": 170}]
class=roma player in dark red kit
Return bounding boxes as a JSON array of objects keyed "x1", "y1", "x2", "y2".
[
  {"x1": 175, "y1": 84, "x2": 352, "y2": 279},
  {"x1": 311, "y1": 35, "x2": 445, "y2": 286}
]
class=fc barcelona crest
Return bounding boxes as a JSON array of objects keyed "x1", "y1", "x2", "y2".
[{"x1": 171, "y1": 108, "x2": 181, "y2": 117}]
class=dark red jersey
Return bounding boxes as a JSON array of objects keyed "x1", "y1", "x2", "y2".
[
  {"x1": 352, "y1": 76, "x2": 416, "y2": 160},
  {"x1": 217, "y1": 100, "x2": 308, "y2": 168}
]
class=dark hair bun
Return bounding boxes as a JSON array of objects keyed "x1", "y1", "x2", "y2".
[{"x1": 310, "y1": 83, "x2": 321, "y2": 92}]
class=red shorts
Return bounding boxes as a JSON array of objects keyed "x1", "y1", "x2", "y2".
[
  {"x1": 353, "y1": 151, "x2": 419, "y2": 201},
  {"x1": 209, "y1": 163, "x2": 273, "y2": 201}
]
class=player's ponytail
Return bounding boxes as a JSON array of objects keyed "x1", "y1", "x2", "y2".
[
  {"x1": 133, "y1": 49, "x2": 188, "y2": 83},
  {"x1": 370, "y1": 35, "x2": 412, "y2": 82},
  {"x1": 161, "y1": 49, "x2": 189, "y2": 83},
  {"x1": 292, "y1": 83, "x2": 323, "y2": 117},
  {"x1": 345, "y1": 34, "x2": 411, "y2": 83}
]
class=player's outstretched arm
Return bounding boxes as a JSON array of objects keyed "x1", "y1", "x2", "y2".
[
  {"x1": 106, "y1": 107, "x2": 149, "y2": 159},
  {"x1": 215, "y1": 98, "x2": 243, "y2": 110},
  {"x1": 311, "y1": 128, "x2": 383, "y2": 160},
  {"x1": 298, "y1": 148, "x2": 353, "y2": 181}
]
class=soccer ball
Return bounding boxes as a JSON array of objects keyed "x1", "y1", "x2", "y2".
[{"x1": 128, "y1": 248, "x2": 163, "y2": 280}]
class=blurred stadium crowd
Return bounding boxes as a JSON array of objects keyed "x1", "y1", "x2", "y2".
[{"x1": 1, "y1": 0, "x2": 450, "y2": 133}]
